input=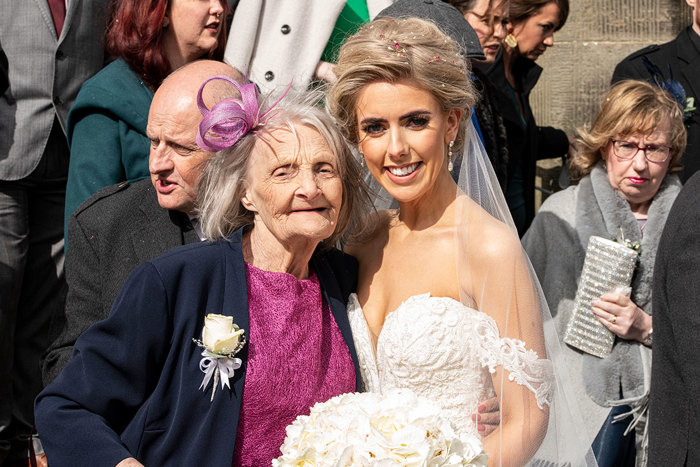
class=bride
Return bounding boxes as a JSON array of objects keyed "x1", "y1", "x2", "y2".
[{"x1": 328, "y1": 17, "x2": 596, "y2": 466}]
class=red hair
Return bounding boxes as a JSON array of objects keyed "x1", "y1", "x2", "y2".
[{"x1": 105, "y1": 0, "x2": 228, "y2": 90}]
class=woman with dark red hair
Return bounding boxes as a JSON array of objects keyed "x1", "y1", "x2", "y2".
[{"x1": 63, "y1": 0, "x2": 228, "y2": 240}]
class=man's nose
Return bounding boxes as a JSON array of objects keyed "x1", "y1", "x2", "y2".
[{"x1": 149, "y1": 145, "x2": 174, "y2": 174}]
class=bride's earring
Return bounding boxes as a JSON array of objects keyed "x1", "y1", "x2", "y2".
[
  {"x1": 359, "y1": 151, "x2": 365, "y2": 168},
  {"x1": 504, "y1": 33, "x2": 517, "y2": 48},
  {"x1": 447, "y1": 141, "x2": 454, "y2": 173}
]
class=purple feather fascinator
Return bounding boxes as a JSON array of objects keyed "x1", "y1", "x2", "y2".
[{"x1": 195, "y1": 76, "x2": 289, "y2": 152}]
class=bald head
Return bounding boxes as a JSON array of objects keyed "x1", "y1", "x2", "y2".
[
  {"x1": 153, "y1": 59, "x2": 247, "y2": 119},
  {"x1": 147, "y1": 60, "x2": 246, "y2": 213}
]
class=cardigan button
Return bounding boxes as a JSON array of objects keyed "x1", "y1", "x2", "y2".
[
  {"x1": 280, "y1": 24, "x2": 291, "y2": 34},
  {"x1": 264, "y1": 71, "x2": 274, "y2": 81}
]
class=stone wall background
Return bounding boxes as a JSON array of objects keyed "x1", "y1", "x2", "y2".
[{"x1": 530, "y1": 0, "x2": 693, "y2": 206}]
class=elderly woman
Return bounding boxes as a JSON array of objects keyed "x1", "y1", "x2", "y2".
[
  {"x1": 486, "y1": 0, "x2": 570, "y2": 235},
  {"x1": 63, "y1": 0, "x2": 229, "y2": 236},
  {"x1": 35, "y1": 82, "x2": 369, "y2": 466},
  {"x1": 523, "y1": 80, "x2": 687, "y2": 466}
]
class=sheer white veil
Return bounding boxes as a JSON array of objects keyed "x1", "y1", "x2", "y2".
[
  {"x1": 457, "y1": 119, "x2": 597, "y2": 466},
  {"x1": 361, "y1": 119, "x2": 597, "y2": 466}
]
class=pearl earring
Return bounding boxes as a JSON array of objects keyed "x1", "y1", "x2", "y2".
[
  {"x1": 359, "y1": 151, "x2": 364, "y2": 168},
  {"x1": 448, "y1": 141, "x2": 454, "y2": 172}
]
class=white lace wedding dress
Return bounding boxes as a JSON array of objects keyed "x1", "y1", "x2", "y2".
[{"x1": 347, "y1": 292, "x2": 554, "y2": 438}]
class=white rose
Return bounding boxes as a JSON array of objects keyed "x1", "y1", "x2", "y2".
[{"x1": 201, "y1": 314, "x2": 244, "y2": 355}]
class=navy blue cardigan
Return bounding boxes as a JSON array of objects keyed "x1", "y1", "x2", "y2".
[{"x1": 35, "y1": 228, "x2": 360, "y2": 466}]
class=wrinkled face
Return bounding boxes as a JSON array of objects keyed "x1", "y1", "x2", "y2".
[
  {"x1": 510, "y1": 2, "x2": 560, "y2": 61},
  {"x1": 355, "y1": 80, "x2": 460, "y2": 204},
  {"x1": 164, "y1": 0, "x2": 224, "y2": 63},
  {"x1": 242, "y1": 125, "x2": 344, "y2": 245},
  {"x1": 464, "y1": 0, "x2": 509, "y2": 63},
  {"x1": 603, "y1": 117, "x2": 672, "y2": 214},
  {"x1": 147, "y1": 93, "x2": 211, "y2": 213}
]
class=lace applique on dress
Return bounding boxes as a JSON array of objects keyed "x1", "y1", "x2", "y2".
[
  {"x1": 473, "y1": 316, "x2": 554, "y2": 409},
  {"x1": 347, "y1": 293, "x2": 554, "y2": 436}
]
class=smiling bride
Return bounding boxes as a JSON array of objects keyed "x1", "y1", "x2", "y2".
[{"x1": 328, "y1": 16, "x2": 597, "y2": 466}]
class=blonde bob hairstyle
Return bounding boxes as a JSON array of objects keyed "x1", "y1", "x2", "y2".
[
  {"x1": 327, "y1": 17, "x2": 477, "y2": 156},
  {"x1": 196, "y1": 89, "x2": 371, "y2": 247},
  {"x1": 570, "y1": 79, "x2": 687, "y2": 179}
]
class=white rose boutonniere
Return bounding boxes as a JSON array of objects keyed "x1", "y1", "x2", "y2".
[{"x1": 192, "y1": 314, "x2": 246, "y2": 402}]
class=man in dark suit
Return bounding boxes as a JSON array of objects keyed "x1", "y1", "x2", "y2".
[
  {"x1": 41, "y1": 60, "x2": 247, "y2": 385},
  {"x1": 611, "y1": 0, "x2": 699, "y2": 182},
  {"x1": 0, "y1": 1, "x2": 109, "y2": 463},
  {"x1": 649, "y1": 172, "x2": 700, "y2": 466}
]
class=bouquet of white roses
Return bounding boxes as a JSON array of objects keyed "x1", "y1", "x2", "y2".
[{"x1": 273, "y1": 388, "x2": 488, "y2": 466}]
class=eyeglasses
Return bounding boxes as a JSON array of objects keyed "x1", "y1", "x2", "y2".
[{"x1": 610, "y1": 139, "x2": 672, "y2": 163}]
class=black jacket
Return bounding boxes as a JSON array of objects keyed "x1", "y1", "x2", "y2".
[
  {"x1": 486, "y1": 53, "x2": 569, "y2": 235},
  {"x1": 41, "y1": 179, "x2": 199, "y2": 384},
  {"x1": 612, "y1": 26, "x2": 700, "y2": 182},
  {"x1": 471, "y1": 65, "x2": 509, "y2": 192},
  {"x1": 649, "y1": 172, "x2": 700, "y2": 465}
]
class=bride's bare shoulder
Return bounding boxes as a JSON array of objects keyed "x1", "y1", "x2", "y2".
[{"x1": 460, "y1": 198, "x2": 523, "y2": 265}]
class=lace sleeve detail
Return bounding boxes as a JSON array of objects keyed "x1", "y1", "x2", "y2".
[{"x1": 474, "y1": 315, "x2": 554, "y2": 409}]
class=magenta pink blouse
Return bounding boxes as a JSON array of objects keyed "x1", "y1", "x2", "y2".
[{"x1": 232, "y1": 263, "x2": 355, "y2": 465}]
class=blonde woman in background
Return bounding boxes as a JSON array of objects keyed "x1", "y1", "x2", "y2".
[{"x1": 523, "y1": 80, "x2": 686, "y2": 466}]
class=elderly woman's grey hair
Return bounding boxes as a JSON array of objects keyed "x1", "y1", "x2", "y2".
[{"x1": 196, "y1": 89, "x2": 372, "y2": 247}]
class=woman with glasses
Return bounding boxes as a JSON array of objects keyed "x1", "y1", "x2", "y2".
[{"x1": 523, "y1": 79, "x2": 687, "y2": 467}]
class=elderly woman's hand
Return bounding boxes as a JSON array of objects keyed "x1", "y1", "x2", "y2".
[{"x1": 591, "y1": 292, "x2": 652, "y2": 343}]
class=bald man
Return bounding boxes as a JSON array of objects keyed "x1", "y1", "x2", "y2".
[{"x1": 41, "y1": 60, "x2": 246, "y2": 384}]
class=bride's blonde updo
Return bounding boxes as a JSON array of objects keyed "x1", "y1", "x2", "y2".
[{"x1": 328, "y1": 17, "x2": 477, "y2": 155}]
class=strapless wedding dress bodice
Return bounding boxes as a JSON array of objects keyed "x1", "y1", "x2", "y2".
[{"x1": 347, "y1": 293, "x2": 553, "y2": 437}]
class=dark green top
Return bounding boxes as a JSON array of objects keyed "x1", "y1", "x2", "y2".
[{"x1": 64, "y1": 58, "x2": 153, "y2": 241}]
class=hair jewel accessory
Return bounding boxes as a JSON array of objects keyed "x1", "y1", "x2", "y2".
[
  {"x1": 429, "y1": 56, "x2": 442, "y2": 63},
  {"x1": 389, "y1": 40, "x2": 407, "y2": 57},
  {"x1": 378, "y1": 34, "x2": 407, "y2": 58},
  {"x1": 195, "y1": 76, "x2": 290, "y2": 152}
]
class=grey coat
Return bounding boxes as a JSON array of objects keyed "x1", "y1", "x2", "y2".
[
  {"x1": 0, "y1": 0, "x2": 109, "y2": 180},
  {"x1": 41, "y1": 179, "x2": 200, "y2": 384},
  {"x1": 523, "y1": 164, "x2": 681, "y2": 442}
]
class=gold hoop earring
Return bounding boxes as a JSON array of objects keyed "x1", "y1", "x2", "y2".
[{"x1": 504, "y1": 33, "x2": 517, "y2": 48}]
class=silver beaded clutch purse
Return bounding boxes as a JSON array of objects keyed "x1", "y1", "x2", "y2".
[{"x1": 564, "y1": 236, "x2": 639, "y2": 358}]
